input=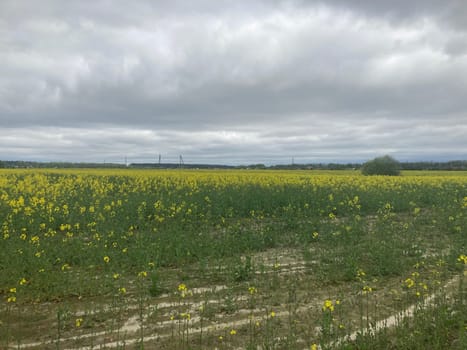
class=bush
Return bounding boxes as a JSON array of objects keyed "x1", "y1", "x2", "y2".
[{"x1": 361, "y1": 155, "x2": 401, "y2": 176}]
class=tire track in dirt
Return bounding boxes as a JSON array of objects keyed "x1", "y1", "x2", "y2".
[{"x1": 10, "y1": 252, "x2": 463, "y2": 350}]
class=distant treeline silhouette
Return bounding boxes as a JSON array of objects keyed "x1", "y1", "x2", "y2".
[{"x1": 0, "y1": 160, "x2": 466, "y2": 171}]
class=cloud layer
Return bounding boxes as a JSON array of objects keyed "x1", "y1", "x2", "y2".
[{"x1": 1, "y1": 0, "x2": 466, "y2": 164}]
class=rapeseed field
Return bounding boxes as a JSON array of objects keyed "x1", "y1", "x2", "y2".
[{"x1": 0, "y1": 169, "x2": 466, "y2": 349}]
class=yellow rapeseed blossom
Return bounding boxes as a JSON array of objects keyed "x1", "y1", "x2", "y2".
[
  {"x1": 405, "y1": 278, "x2": 415, "y2": 288},
  {"x1": 457, "y1": 254, "x2": 467, "y2": 265},
  {"x1": 75, "y1": 318, "x2": 83, "y2": 327},
  {"x1": 230, "y1": 329, "x2": 237, "y2": 335},
  {"x1": 103, "y1": 256, "x2": 110, "y2": 263},
  {"x1": 178, "y1": 283, "x2": 191, "y2": 298},
  {"x1": 322, "y1": 299, "x2": 334, "y2": 312}
]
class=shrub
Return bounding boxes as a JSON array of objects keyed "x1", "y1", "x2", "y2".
[{"x1": 361, "y1": 155, "x2": 401, "y2": 176}]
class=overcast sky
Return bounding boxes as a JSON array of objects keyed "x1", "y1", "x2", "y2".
[{"x1": 1, "y1": 0, "x2": 466, "y2": 165}]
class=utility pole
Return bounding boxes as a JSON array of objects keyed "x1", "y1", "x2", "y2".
[
  {"x1": 179, "y1": 155, "x2": 184, "y2": 168},
  {"x1": 158, "y1": 154, "x2": 161, "y2": 165}
]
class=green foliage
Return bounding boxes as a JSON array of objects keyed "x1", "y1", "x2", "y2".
[
  {"x1": 361, "y1": 155, "x2": 401, "y2": 176},
  {"x1": 231, "y1": 256, "x2": 254, "y2": 282},
  {"x1": 148, "y1": 271, "x2": 165, "y2": 297}
]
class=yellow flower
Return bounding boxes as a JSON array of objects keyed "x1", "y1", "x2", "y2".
[
  {"x1": 178, "y1": 283, "x2": 191, "y2": 298},
  {"x1": 103, "y1": 256, "x2": 110, "y2": 263},
  {"x1": 9, "y1": 287, "x2": 17, "y2": 293},
  {"x1": 230, "y1": 329, "x2": 237, "y2": 335},
  {"x1": 322, "y1": 299, "x2": 334, "y2": 312},
  {"x1": 19, "y1": 278, "x2": 27, "y2": 285},
  {"x1": 405, "y1": 278, "x2": 415, "y2": 288},
  {"x1": 118, "y1": 287, "x2": 126, "y2": 294},
  {"x1": 75, "y1": 318, "x2": 83, "y2": 327},
  {"x1": 138, "y1": 271, "x2": 147, "y2": 278},
  {"x1": 312, "y1": 231, "x2": 319, "y2": 239},
  {"x1": 457, "y1": 254, "x2": 467, "y2": 265},
  {"x1": 362, "y1": 286, "x2": 373, "y2": 294},
  {"x1": 113, "y1": 273, "x2": 120, "y2": 280},
  {"x1": 7, "y1": 296, "x2": 16, "y2": 303},
  {"x1": 311, "y1": 344, "x2": 318, "y2": 350},
  {"x1": 270, "y1": 311, "x2": 276, "y2": 318},
  {"x1": 248, "y1": 286, "x2": 257, "y2": 295}
]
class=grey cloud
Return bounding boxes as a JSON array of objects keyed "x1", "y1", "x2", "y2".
[
  {"x1": 314, "y1": 0, "x2": 467, "y2": 30},
  {"x1": 0, "y1": 1, "x2": 466, "y2": 163}
]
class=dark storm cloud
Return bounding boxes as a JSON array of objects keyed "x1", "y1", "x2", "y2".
[{"x1": 0, "y1": 0, "x2": 466, "y2": 163}]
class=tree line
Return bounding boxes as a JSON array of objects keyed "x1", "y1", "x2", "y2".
[{"x1": 0, "y1": 159, "x2": 466, "y2": 171}]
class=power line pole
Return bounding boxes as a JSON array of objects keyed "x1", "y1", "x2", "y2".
[{"x1": 179, "y1": 155, "x2": 184, "y2": 168}]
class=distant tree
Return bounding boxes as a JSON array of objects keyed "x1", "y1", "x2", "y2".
[{"x1": 361, "y1": 155, "x2": 401, "y2": 176}]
